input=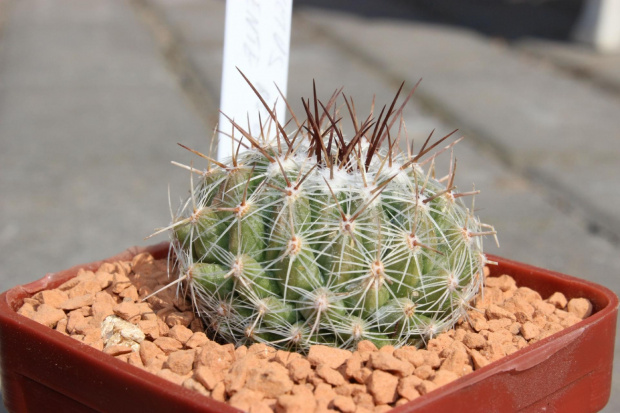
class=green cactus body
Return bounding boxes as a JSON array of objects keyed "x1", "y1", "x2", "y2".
[
  {"x1": 228, "y1": 204, "x2": 265, "y2": 261},
  {"x1": 191, "y1": 207, "x2": 229, "y2": 263},
  {"x1": 164, "y1": 84, "x2": 495, "y2": 352}
]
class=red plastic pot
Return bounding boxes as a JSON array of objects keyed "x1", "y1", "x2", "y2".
[{"x1": 0, "y1": 243, "x2": 617, "y2": 412}]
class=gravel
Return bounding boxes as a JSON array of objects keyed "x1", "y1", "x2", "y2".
[{"x1": 17, "y1": 253, "x2": 592, "y2": 412}]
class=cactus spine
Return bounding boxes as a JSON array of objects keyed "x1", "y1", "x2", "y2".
[{"x1": 160, "y1": 81, "x2": 496, "y2": 352}]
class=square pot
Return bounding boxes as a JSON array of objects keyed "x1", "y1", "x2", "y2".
[{"x1": 0, "y1": 243, "x2": 617, "y2": 412}]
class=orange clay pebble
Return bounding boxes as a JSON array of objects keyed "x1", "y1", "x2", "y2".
[
  {"x1": 245, "y1": 362, "x2": 294, "y2": 398},
  {"x1": 33, "y1": 289, "x2": 68, "y2": 309},
  {"x1": 567, "y1": 298, "x2": 593, "y2": 319},
  {"x1": 369, "y1": 351, "x2": 414, "y2": 377},
  {"x1": 229, "y1": 389, "x2": 265, "y2": 412},
  {"x1": 307, "y1": 345, "x2": 352, "y2": 369},
  {"x1": 31, "y1": 304, "x2": 66, "y2": 328},
  {"x1": 164, "y1": 349, "x2": 195, "y2": 376},
  {"x1": 546, "y1": 292, "x2": 568, "y2": 309},
  {"x1": 367, "y1": 370, "x2": 399, "y2": 405}
]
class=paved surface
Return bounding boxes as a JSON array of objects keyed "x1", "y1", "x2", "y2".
[{"x1": 0, "y1": 0, "x2": 618, "y2": 411}]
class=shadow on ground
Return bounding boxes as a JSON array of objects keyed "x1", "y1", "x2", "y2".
[{"x1": 295, "y1": 0, "x2": 584, "y2": 42}]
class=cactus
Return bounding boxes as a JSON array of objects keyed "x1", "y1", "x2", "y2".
[{"x1": 158, "y1": 80, "x2": 497, "y2": 352}]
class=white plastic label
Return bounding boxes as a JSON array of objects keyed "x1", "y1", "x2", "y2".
[{"x1": 217, "y1": 0, "x2": 293, "y2": 161}]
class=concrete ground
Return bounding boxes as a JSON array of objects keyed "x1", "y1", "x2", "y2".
[{"x1": 0, "y1": 0, "x2": 618, "y2": 411}]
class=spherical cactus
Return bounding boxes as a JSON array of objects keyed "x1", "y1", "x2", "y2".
[{"x1": 160, "y1": 82, "x2": 496, "y2": 352}]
